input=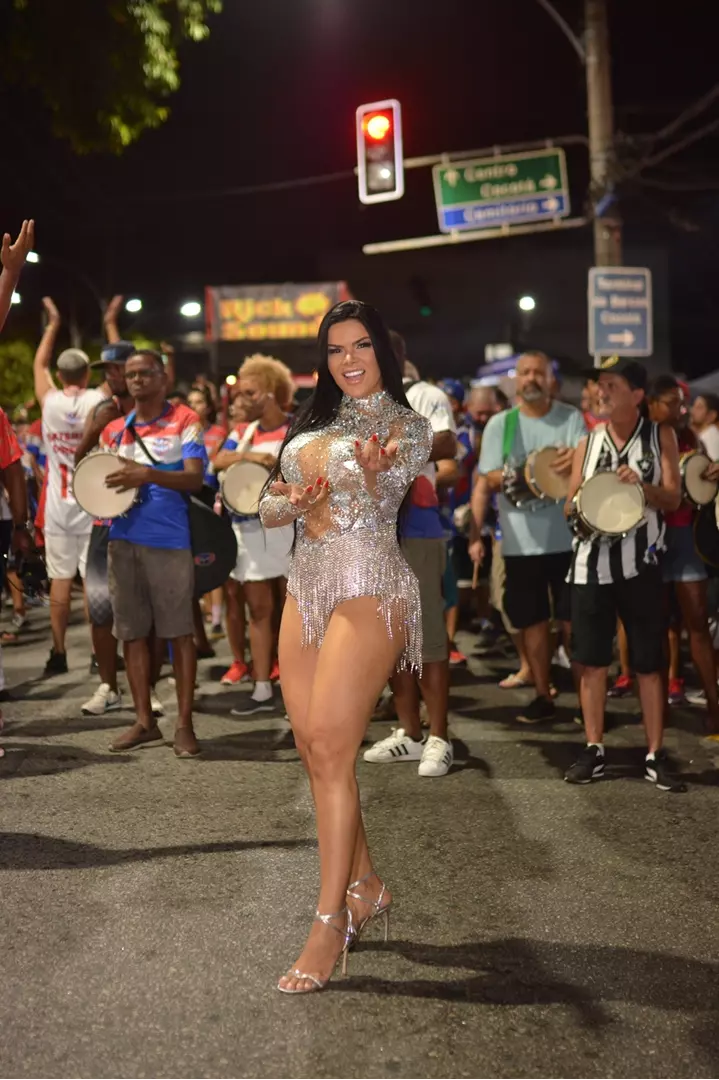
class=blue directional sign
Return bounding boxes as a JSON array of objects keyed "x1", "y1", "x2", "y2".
[
  {"x1": 433, "y1": 149, "x2": 570, "y2": 234},
  {"x1": 440, "y1": 193, "x2": 569, "y2": 231},
  {"x1": 588, "y1": 267, "x2": 653, "y2": 357}
]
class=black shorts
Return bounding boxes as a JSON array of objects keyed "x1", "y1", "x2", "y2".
[
  {"x1": 570, "y1": 566, "x2": 664, "y2": 673},
  {"x1": 86, "y1": 524, "x2": 113, "y2": 627},
  {"x1": 503, "y1": 551, "x2": 571, "y2": 630}
]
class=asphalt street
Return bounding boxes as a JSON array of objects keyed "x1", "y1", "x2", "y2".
[{"x1": 1, "y1": 607, "x2": 718, "y2": 1080}]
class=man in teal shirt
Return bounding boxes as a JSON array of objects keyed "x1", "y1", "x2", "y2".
[{"x1": 478, "y1": 351, "x2": 586, "y2": 723}]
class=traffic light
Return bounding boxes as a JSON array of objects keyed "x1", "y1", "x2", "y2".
[{"x1": 356, "y1": 99, "x2": 404, "y2": 205}]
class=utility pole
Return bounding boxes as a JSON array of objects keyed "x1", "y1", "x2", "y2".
[{"x1": 585, "y1": 0, "x2": 622, "y2": 266}]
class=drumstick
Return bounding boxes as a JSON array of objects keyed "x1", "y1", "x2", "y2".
[{"x1": 472, "y1": 561, "x2": 479, "y2": 590}]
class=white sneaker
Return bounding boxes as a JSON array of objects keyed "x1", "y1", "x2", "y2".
[
  {"x1": 363, "y1": 727, "x2": 424, "y2": 764},
  {"x1": 553, "y1": 645, "x2": 572, "y2": 670},
  {"x1": 150, "y1": 691, "x2": 165, "y2": 719},
  {"x1": 418, "y1": 735, "x2": 454, "y2": 777},
  {"x1": 81, "y1": 683, "x2": 122, "y2": 716}
]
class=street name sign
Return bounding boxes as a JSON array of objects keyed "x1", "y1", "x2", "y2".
[
  {"x1": 432, "y1": 148, "x2": 570, "y2": 234},
  {"x1": 588, "y1": 267, "x2": 653, "y2": 356}
]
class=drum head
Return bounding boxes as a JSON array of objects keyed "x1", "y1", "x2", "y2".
[
  {"x1": 221, "y1": 461, "x2": 270, "y2": 516},
  {"x1": 578, "y1": 472, "x2": 644, "y2": 536},
  {"x1": 527, "y1": 447, "x2": 569, "y2": 501},
  {"x1": 682, "y1": 451, "x2": 718, "y2": 506},
  {"x1": 72, "y1": 453, "x2": 137, "y2": 518}
]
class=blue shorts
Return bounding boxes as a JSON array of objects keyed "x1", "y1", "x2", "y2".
[{"x1": 662, "y1": 524, "x2": 707, "y2": 584}]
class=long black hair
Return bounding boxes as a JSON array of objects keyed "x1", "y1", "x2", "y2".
[{"x1": 263, "y1": 300, "x2": 410, "y2": 492}]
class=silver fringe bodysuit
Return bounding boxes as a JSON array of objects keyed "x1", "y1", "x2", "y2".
[{"x1": 259, "y1": 390, "x2": 432, "y2": 672}]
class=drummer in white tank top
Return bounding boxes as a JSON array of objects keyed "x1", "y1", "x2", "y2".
[{"x1": 34, "y1": 297, "x2": 104, "y2": 676}]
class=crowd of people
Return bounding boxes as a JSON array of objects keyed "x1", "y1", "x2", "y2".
[{"x1": 2, "y1": 221, "x2": 719, "y2": 989}]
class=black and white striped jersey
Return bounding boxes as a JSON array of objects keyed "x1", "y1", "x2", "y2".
[{"x1": 568, "y1": 417, "x2": 665, "y2": 585}]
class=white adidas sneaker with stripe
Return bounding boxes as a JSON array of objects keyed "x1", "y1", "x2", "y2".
[
  {"x1": 363, "y1": 727, "x2": 424, "y2": 764},
  {"x1": 418, "y1": 736, "x2": 454, "y2": 777}
]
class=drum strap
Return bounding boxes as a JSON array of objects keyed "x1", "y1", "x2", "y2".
[
  {"x1": 502, "y1": 408, "x2": 520, "y2": 463},
  {"x1": 126, "y1": 422, "x2": 160, "y2": 467},
  {"x1": 127, "y1": 422, "x2": 216, "y2": 508}
]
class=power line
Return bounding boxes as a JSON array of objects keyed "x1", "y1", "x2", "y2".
[
  {"x1": 633, "y1": 174, "x2": 719, "y2": 192},
  {"x1": 532, "y1": 0, "x2": 585, "y2": 63},
  {"x1": 654, "y1": 83, "x2": 719, "y2": 142},
  {"x1": 128, "y1": 168, "x2": 355, "y2": 203},
  {"x1": 640, "y1": 117, "x2": 719, "y2": 172}
]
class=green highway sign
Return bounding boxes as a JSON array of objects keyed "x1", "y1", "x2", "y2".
[{"x1": 433, "y1": 148, "x2": 570, "y2": 233}]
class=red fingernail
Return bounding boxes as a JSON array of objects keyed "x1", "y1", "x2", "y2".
[
  {"x1": 324, "y1": 481, "x2": 330, "y2": 488},
  {"x1": 355, "y1": 440, "x2": 361, "y2": 447},
  {"x1": 316, "y1": 476, "x2": 323, "y2": 485},
  {"x1": 305, "y1": 486, "x2": 313, "y2": 493},
  {"x1": 371, "y1": 433, "x2": 378, "y2": 441},
  {"x1": 380, "y1": 447, "x2": 386, "y2": 456}
]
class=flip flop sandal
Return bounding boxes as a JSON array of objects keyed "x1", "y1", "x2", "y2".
[{"x1": 499, "y1": 673, "x2": 534, "y2": 689}]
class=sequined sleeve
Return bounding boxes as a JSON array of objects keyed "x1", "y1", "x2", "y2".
[
  {"x1": 258, "y1": 489, "x2": 298, "y2": 529},
  {"x1": 389, "y1": 411, "x2": 433, "y2": 487}
]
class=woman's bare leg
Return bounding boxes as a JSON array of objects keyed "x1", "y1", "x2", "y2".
[
  {"x1": 280, "y1": 599, "x2": 376, "y2": 918},
  {"x1": 278, "y1": 596, "x2": 403, "y2": 992}
]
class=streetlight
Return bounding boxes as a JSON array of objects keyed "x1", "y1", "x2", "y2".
[
  {"x1": 518, "y1": 295, "x2": 536, "y2": 312},
  {"x1": 10, "y1": 292, "x2": 21, "y2": 305},
  {"x1": 180, "y1": 301, "x2": 202, "y2": 318},
  {"x1": 125, "y1": 298, "x2": 143, "y2": 314}
]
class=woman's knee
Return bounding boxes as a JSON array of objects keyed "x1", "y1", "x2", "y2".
[{"x1": 305, "y1": 729, "x2": 356, "y2": 780}]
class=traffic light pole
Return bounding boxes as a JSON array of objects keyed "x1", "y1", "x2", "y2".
[{"x1": 585, "y1": 0, "x2": 622, "y2": 266}]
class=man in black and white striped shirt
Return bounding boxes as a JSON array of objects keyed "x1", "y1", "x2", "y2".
[{"x1": 564, "y1": 356, "x2": 685, "y2": 791}]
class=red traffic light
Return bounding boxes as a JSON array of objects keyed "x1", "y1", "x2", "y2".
[
  {"x1": 356, "y1": 98, "x2": 404, "y2": 204},
  {"x1": 363, "y1": 112, "x2": 391, "y2": 141}
]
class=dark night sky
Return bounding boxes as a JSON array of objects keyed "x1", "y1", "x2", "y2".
[{"x1": 2, "y1": 0, "x2": 718, "y2": 372}]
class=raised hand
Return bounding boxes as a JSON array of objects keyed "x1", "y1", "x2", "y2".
[
  {"x1": 104, "y1": 294, "x2": 124, "y2": 324},
  {"x1": 354, "y1": 434, "x2": 399, "y2": 473},
  {"x1": 270, "y1": 477, "x2": 330, "y2": 513},
  {"x1": 42, "y1": 296, "x2": 61, "y2": 328},
  {"x1": 1, "y1": 220, "x2": 35, "y2": 279}
]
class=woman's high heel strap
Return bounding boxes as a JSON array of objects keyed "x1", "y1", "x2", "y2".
[{"x1": 347, "y1": 870, "x2": 386, "y2": 913}]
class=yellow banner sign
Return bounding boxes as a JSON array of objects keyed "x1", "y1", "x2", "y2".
[{"x1": 206, "y1": 282, "x2": 349, "y2": 342}]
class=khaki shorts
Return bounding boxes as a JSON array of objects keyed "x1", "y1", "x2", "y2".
[
  {"x1": 108, "y1": 540, "x2": 195, "y2": 642},
  {"x1": 490, "y1": 538, "x2": 517, "y2": 636},
  {"x1": 401, "y1": 537, "x2": 448, "y2": 663}
]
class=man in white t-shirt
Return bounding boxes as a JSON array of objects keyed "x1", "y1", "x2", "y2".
[
  {"x1": 34, "y1": 298, "x2": 104, "y2": 675},
  {"x1": 363, "y1": 334, "x2": 458, "y2": 778},
  {"x1": 690, "y1": 392, "x2": 719, "y2": 461}
]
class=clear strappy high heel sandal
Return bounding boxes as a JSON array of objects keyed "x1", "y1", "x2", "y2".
[
  {"x1": 346, "y1": 870, "x2": 391, "y2": 943},
  {"x1": 277, "y1": 906, "x2": 354, "y2": 995}
]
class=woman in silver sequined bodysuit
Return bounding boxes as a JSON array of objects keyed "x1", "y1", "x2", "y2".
[{"x1": 259, "y1": 301, "x2": 432, "y2": 994}]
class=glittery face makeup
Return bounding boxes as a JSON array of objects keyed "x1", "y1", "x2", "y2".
[
  {"x1": 260, "y1": 390, "x2": 433, "y2": 672},
  {"x1": 326, "y1": 319, "x2": 383, "y2": 400}
]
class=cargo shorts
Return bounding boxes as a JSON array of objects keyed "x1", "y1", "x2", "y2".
[{"x1": 107, "y1": 540, "x2": 195, "y2": 642}]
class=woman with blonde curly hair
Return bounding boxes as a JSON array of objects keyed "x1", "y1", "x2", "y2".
[{"x1": 213, "y1": 354, "x2": 296, "y2": 711}]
